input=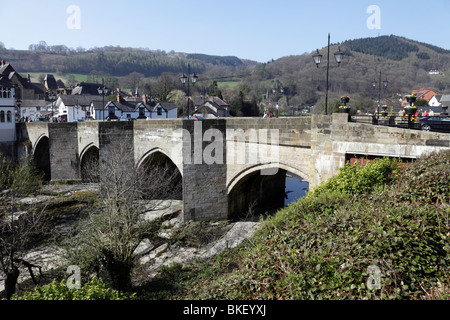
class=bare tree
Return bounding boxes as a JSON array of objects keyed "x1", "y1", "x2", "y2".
[
  {"x1": 0, "y1": 156, "x2": 45, "y2": 299},
  {"x1": 75, "y1": 142, "x2": 181, "y2": 291}
]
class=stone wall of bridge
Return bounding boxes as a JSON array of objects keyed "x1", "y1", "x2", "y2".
[{"x1": 16, "y1": 115, "x2": 450, "y2": 221}]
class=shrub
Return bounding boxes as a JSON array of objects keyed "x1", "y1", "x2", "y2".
[
  {"x1": 391, "y1": 150, "x2": 450, "y2": 205},
  {"x1": 311, "y1": 157, "x2": 402, "y2": 196},
  {"x1": 10, "y1": 277, "x2": 133, "y2": 300}
]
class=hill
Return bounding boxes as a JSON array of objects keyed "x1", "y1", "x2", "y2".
[
  {"x1": 0, "y1": 46, "x2": 257, "y2": 78},
  {"x1": 242, "y1": 35, "x2": 450, "y2": 114}
]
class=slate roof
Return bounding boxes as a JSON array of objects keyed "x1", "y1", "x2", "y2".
[
  {"x1": 44, "y1": 74, "x2": 58, "y2": 89},
  {"x1": 59, "y1": 95, "x2": 104, "y2": 106},
  {"x1": 440, "y1": 94, "x2": 450, "y2": 104},
  {"x1": 72, "y1": 82, "x2": 109, "y2": 96}
]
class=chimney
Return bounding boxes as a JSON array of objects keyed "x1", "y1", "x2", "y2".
[
  {"x1": 142, "y1": 95, "x2": 147, "y2": 105},
  {"x1": 116, "y1": 88, "x2": 122, "y2": 103},
  {"x1": 1, "y1": 59, "x2": 5, "y2": 66}
]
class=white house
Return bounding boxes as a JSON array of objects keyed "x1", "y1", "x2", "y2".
[
  {"x1": 56, "y1": 95, "x2": 103, "y2": 122},
  {"x1": 0, "y1": 75, "x2": 16, "y2": 142},
  {"x1": 147, "y1": 102, "x2": 178, "y2": 119},
  {"x1": 193, "y1": 96, "x2": 230, "y2": 118},
  {"x1": 429, "y1": 95, "x2": 442, "y2": 107}
]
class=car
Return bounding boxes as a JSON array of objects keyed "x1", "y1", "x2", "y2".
[{"x1": 420, "y1": 115, "x2": 450, "y2": 132}]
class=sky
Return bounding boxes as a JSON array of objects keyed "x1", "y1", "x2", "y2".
[{"x1": 2, "y1": 0, "x2": 450, "y2": 62}]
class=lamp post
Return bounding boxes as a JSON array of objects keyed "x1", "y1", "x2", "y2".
[
  {"x1": 312, "y1": 33, "x2": 345, "y2": 115},
  {"x1": 98, "y1": 78, "x2": 107, "y2": 121},
  {"x1": 48, "y1": 91, "x2": 56, "y2": 120},
  {"x1": 180, "y1": 64, "x2": 198, "y2": 118},
  {"x1": 200, "y1": 88, "x2": 209, "y2": 118},
  {"x1": 372, "y1": 71, "x2": 389, "y2": 119}
]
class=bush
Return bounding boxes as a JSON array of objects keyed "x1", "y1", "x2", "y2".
[
  {"x1": 10, "y1": 277, "x2": 133, "y2": 300},
  {"x1": 311, "y1": 157, "x2": 402, "y2": 196},
  {"x1": 391, "y1": 150, "x2": 450, "y2": 205}
]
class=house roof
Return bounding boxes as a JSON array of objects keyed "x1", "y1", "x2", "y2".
[
  {"x1": 107, "y1": 101, "x2": 138, "y2": 112},
  {"x1": 72, "y1": 82, "x2": 108, "y2": 96},
  {"x1": 440, "y1": 94, "x2": 450, "y2": 104},
  {"x1": 154, "y1": 102, "x2": 177, "y2": 112},
  {"x1": 412, "y1": 88, "x2": 439, "y2": 101},
  {"x1": 44, "y1": 74, "x2": 58, "y2": 90},
  {"x1": 58, "y1": 95, "x2": 104, "y2": 106},
  {"x1": 0, "y1": 74, "x2": 13, "y2": 87}
]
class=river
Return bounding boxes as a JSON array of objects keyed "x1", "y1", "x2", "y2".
[{"x1": 285, "y1": 173, "x2": 309, "y2": 206}]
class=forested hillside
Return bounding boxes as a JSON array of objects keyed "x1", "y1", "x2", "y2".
[{"x1": 0, "y1": 45, "x2": 255, "y2": 77}]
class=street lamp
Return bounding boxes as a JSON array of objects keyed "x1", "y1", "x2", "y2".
[
  {"x1": 98, "y1": 78, "x2": 108, "y2": 121},
  {"x1": 312, "y1": 33, "x2": 345, "y2": 115},
  {"x1": 180, "y1": 64, "x2": 198, "y2": 118},
  {"x1": 372, "y1": 71, "x2": 389, "y2": 119}
]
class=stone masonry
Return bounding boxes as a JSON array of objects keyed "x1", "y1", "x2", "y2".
[{"x1": 16, "y1": 115, "x2": 450, "y2": 221}]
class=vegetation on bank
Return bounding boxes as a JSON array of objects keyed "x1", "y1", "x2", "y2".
[
  {"x1": 155, "y1": 151, "x2": 450, "y2": 300},
  {"x1": 2, "y1": 150, "x2": 449, "y2": 300}
]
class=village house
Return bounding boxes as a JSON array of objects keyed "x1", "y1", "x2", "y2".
[
  {"x1": 0, "y1": 72, "x2": 16, "y2": 157},
  {"x1": 412, "y1": 88, "x2": 439, "y2": 102},
  {"x1": 55, "y1": 95, "x2": 104, "y2": 122},
  {"x1": 440, "y1": 94, "x2": 450, "y2": 107},
  {"x1": 193, "y1": 96, "x2": 230, "y2": 118},
  {"x1": 428, "y1": 95, "x2": 442, "y2": 107}
]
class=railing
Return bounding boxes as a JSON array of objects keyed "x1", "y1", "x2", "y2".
[{"x1": 352, "y1": 115, "x2": 422, "y2": 130}]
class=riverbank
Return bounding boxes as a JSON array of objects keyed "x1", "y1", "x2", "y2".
[{"x1": 0, "y1": 183, "x2": 260, "y2": 298}]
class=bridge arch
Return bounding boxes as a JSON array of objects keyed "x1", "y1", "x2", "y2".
[
  {"x1": 137, "y1": 148, "x2": 182, "y2": 200},
  {"x1": 80, "y1": 143, "x2": 100, "y2": 182},
  {"x1": 227, "y1": 162, "x2": 309, "y2": 194},
  {"x1": 32, "y1": 135, "x2": 51, "y2": 181},
  {"x1": 227, "y1": 162, "x2": 310, "y2": 221}
]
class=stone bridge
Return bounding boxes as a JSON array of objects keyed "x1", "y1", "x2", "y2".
[{"x1": 16, "y1": 114, "x2": 450, "y2": 221}]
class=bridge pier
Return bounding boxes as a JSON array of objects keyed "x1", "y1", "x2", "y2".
[
  {"x1": 182, "y1": 120, "x2": 228, "y2": 221},
  {"x1": 48, "y1": 123, "x2": 81, "y2": 183}
]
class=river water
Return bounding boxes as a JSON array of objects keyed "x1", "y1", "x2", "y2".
[{"x1": 285, "y1": 173, "x2": 309, "y2": 206}]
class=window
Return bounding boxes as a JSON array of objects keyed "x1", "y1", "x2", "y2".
[
  {"x1": 0, "y1": 111, "x2": 4, "y2": 122},
  {"x1": 6, "y1": 111, "x2": 11, "y2": 122},
  {"x1": 139, "y1": 107, "x2": 145, "y2": 116},
  {"x1": 157, "y1": 107, "x2": 163, "y2": 116},
  {"x1": 109, "y1": 105, "x2": 115, "y2": 114}
]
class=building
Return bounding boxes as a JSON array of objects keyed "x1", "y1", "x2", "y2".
[
  {"x1": 148, "y1": 102, "x2": 178, "y2": 119},
  {"x1": 441, "y1": 94, "x2": 450, "y2": 107},
  {"x1": 429, "y1": 95, "x2": 442, "y2": 107},
  {"x1": 55, "y1": 95, "x2": 103, "y2": 122},
  {"x1": 193, "y1": 96, "x2": 230, "y2": 118},
  {"x1": 412, "y1": 88, "x2": 439, "y2": 102},
  {"x1": 0, "y1": 72, "x2": 16, "y2": 157}
]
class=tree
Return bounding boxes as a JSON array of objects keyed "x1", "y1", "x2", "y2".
[
  {"x1": 74, "y1": 142, "x2": 181, "y2": 291},
  {"x1": 119, "y1": 72, "x2": 144, "y2": 91},
  {"x1": 0, "y1": 156, "x2": 44, "y2": 299}
]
